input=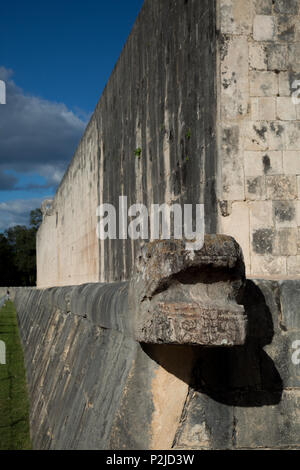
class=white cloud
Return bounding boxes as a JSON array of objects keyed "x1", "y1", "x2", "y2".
[
  {"x1": 0, "y1": 198, "x2": 46, "y2": 231},
  {"x1": 0, "y1": 66, "x2": 87, "y2": 190}
]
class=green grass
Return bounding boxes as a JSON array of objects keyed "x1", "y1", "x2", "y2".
[{"x1": 0, "y1": 301, "x2": 31, "y2": 450}]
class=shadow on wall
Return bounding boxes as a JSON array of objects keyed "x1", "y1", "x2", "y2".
[{"x1": 143, "y1": 281, "x2": 283, "y2": 408}]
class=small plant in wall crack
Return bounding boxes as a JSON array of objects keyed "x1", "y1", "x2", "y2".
[
  {"x1": 134, "y1": 147, "x2": 142, "y2": 158},
  {"x1": 185, "y1": 128, "x2": 191, "y2": 140}
]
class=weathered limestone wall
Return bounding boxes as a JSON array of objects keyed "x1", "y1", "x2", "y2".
[
  {"x1": 0, "y1": 287, "x2": 31, "y2": 299},
  {"x1": 37, "y1": 120, "x2": 100, "y2": 287},
  {"x1": 21, "y1": 0, "x2": 300, "y2": 452},
  {"x1": 217, "y1": 0, "x2": 300, "y2": 278},
  {"x1": 37, "y1": 0, "x2": 300, "y2": 286},
  {"x1": 14, "y1": 280, "x2": 300, "y2": 449},
  {"x1": 37, "y1": 0, "x2": 217, "y2": 287},
  {"x1": 0, "y1": 288, "x2": 8, "y2": 298}
]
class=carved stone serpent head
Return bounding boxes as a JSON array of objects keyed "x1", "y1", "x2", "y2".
[{"x1": 129, "y1": 235, "x2": 247, "y2": 346}]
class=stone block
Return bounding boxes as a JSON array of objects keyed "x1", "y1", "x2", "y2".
[
  {"x1": 253, "y1": 15, "x2": 276, "y2": 42},
  {"x1": 266, "y1": 175, "x2": 297, "y2": 199},
  {"x1": 269, "y1": 121, "x2": 285, "y2": 150},
  {"x1": 264, "y1": 332, "x2": 300, "y2": 389},
  {"x1": 244, "y1": 151, "x2": 265, "y2": 176},
  {"x1": 235, "y1": 391, "x2": 300, "y2": 449},
  {"x1": 243, "y1": 121, "x2": 269, "y2": 151},
  {"x1": 174, "y1": 391, "x2": 234, "y2": 450},
  {"x1": 220, "y1": 202, "x2": 250, "y2": 272},
  {"x1": 251, "y1": 253, "x2": 287, "y2": 276},
  {"x1": 249, "y1": 42, "x2": 267, "y2": 70},
  {"x1": 277, "y1": 15, "x2": 297, "y2": 43},
  {"x1": 220, "y1": 0, "x2": 254, "y2": 35},
  {"x1": 279, "y1": 72, "x2": 291, "y2": 96},
  {"x1": 283, "y1": 150, "x2": 300, "y2": 174},
  {"x1": 221, "y1": 125, "x2": 245, "y2": 200},
  {"x1": 254, "y1": 0, "x2": 273, "y2": 15},
  {"x1": 284, "y1": 121, "x2": 300, "y2": 150},
  {"x1": 297, "y1": 200, "x2": 300, "y2": 225},
  {"x1": 244, "y1": 151, "x2": 282, "y2": 177},
  {"x1": 261, "y1": 151, "x2": 283, "y2": 175},
  {"x1": 246, "y1": 176, "x2": 266, "y2": 200},
  {"x1": 296, "y1": 21, "x2": 300, "y2": 43},
  {"x1": 288, "y1": 43, "x2": 300, "y2": 72},
  {"x1": 273, "y1": 201, "x2": 297, "y2": 228},
  {"x1": 249, "y1": 200, "x2": 273, "y2": 229},
  {"x1": 266, "y1": 43, "x2": 288, "y2": 71},
  {"x1": 221, "y1": 36, "x2": 249, "y2": 119},
  {"x1": 253, "y1": 279, "x2": 281, "y2": 334},
  {"x1": 287, "y1": 255, "x2": 300, "y2": 275},
  {"x1": 251, "y1": 97, "x2": 276, "y2": 120},
  {"x1": 274, "y1": 228, "x2": 298, "y2": 255},
  {"x1": 252, "y1": 228, "x2": 275, "y2": 254},
  {"x1": 274, "y1": 0, "x2": 299, "y2": 15},
  {"x1": 277, "y1": 97, "x2": 297, "y2": 120},
  {"x1": 250, "y1": 71, "x2": 278, "y2": 97},
  {"x1": 280, "y1": 280, "x2": 300, "y2": 329}
]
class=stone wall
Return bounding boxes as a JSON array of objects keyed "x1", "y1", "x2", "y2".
[
  {"x1": 18, "y1": 0, "x2": 300, "y2": 451},
  {"x1": 218, "y1": 0, "x2": 300, "y2": 277},
  {"x1": 36, "y1": 0, "x2": 300, "y2": 286},
  {"x1": 0, "y1": 288, "x2": 8, "y2": 298},
  {"x1": 37, "y1": 0, "x2": 217, "y2": 287},
  {"x1": 14, "y1": 279, "x2": 300, "y2": 449},
  {"x1": 0, "y1": 287, "x2": 27, "y2": 302}
]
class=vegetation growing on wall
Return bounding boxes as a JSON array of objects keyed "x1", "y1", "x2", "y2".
[{"x1": 134, "y1": 147, "x2": 142, "y2": 158}]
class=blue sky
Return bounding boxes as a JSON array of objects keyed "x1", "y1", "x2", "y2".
[{"x1": 0, "y1": 0, "x2": 144, "y2": 230}]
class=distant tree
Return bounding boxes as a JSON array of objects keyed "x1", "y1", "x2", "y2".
[
  {"x1": 0, "y1": 207, "x2": 42, "y2": 287},
  {"x1": 5, "y1": 226, "x2": 36, "y2": 285},
  {"x1": 0, "y1": 234, "x2": 15, "y2": 285},
  {"x1": 29, "y1": 208, "x2": 42, "y2": 231}
]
